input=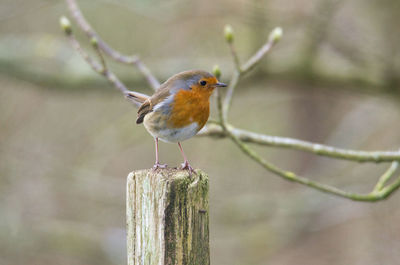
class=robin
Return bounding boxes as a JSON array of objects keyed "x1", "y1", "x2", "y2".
[{"x1": 125, "y1": 70, "x2": 227, "y2": 172}]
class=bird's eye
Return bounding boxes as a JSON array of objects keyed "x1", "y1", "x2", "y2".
[{"x1": 200, "y1": 80, "x2": 207, "y2": 86}]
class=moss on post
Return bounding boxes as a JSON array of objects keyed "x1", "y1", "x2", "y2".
[{"x1": 126, "y1": 169, "x2": 209, "y2": 265}]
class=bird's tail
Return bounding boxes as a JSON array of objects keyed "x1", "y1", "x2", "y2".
[{"x1": 124, "y1": 90, "x2": 150, "y2": 105}]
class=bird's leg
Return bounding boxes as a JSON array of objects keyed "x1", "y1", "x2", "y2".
[
  {"x1": 178, "y1": 142, "x2": 195, "y2": 174},
  {"x1": 153, "y1": 137, "x2": 167, "y2": 169}
]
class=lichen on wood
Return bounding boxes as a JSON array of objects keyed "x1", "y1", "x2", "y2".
[{"x1": 126, "y1": 169, "x2": 209, "y2": 265}]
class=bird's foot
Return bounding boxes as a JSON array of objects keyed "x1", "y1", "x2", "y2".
[
  {"x1": 152, "y1": 162, "x2": 168, "y2": 170},
  {"x1": 180, "y1": 161, "x2": 196, "y2": 176}
]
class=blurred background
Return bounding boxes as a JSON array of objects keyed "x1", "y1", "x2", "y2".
[{"x1": 1, "y1": 0, "x2": 400, "y2": 264}]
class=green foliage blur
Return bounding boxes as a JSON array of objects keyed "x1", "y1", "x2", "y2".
[{"x1": 1, "y1": 0, "x2": 400, "y2": 264}]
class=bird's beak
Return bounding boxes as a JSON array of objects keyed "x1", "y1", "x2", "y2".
[{"x1": 214, "y1": 82, "x2": 227, "y2": 87}]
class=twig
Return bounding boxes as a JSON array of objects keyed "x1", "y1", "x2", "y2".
[
  {"x1": 208, "y1": 24, "x2": 400, "y2": 200},
  {"x1": 90, "y1": 37, "x2": 107, "y2": 73},
  {"x1": 60, "y1": 16, "x2": 142, "y2": 107},
  {"x1": 224, "y1": 25, "x2": 241, "y2": 71},
  {"x1": 225, "y1": 126, "x2": 400, "y2": 202},
  {"x1": 241, "y1": 28, "x2": 282, "y2": 73},
  {"x1": 378, "y1": 175, "x2": 400, "y2": 199},
  {"x1": 222, "y1": 27, "x2": 282, "y2": 120},
  {"x1": 198, "y1": 123, "x2": 400, "y2": 163},
  {"x1": 229, "y1": 43, "x2": 241, "y2": 71},
  {"x1": 65, "y1": 0, "x2": 160, "y2": 90},
  {"x1": 222, "y1": 70, "x2": 240, "y2": 121},
  {"x1": 374, "y1": 161, "x2": 399, "y2": 191},
  {"x1": 212, "y1": 65, "x2": 226, "y2": 128}
]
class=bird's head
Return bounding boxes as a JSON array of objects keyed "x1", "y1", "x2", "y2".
[{"x1": 167, "y1": 70, "x2": 227, "y2": 94}]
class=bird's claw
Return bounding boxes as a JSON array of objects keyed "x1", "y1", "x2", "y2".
[
  {"x1": 153, "y1": 162, "x2": 168, "y2": 170},
  {"x1": 180, "y1": 161, "x2": 196, "y2": 176}
]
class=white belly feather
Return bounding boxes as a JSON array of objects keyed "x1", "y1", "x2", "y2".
[
  {"x1": 156, "y1": 122, "x2": 199, "y2": 143},
  {"x1": 143, "y1": 111, "x2": 199, "y2": 143}
]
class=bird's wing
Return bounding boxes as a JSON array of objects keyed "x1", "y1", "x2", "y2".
[
  {"x1": 125, "y1": 90, "x2": 150, "y2": 103},
  {"x1": 124, "y1": 91, "x2": 150, "y2": 109},
  {"x1": 136, "y1": 88, "x2": 171, "y2": 124}
]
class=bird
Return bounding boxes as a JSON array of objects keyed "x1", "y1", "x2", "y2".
[{"x1": 125, "y1": 70, "x2": 227, "y2": 173}]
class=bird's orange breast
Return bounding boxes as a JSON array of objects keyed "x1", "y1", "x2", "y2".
[{"x1": 167, "y1": 89, "x2": 212, "y2": 130}]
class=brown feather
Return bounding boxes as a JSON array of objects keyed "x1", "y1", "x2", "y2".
[
  {"x1": 125, "y1": 91, "x2": 149, "y2": 104},
  {"x1": 136, "y1": 70, "x2": 215, "y2": 124},
  {"x1": 136, "y1": 88, "x2": 171, "y2": 124},
  {"x1": 136, "y1": 99, "x2": 152, "y2": 124}
]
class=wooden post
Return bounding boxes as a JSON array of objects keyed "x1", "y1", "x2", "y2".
[{"x1": 126, "y1": 169, "x2": 209, "y2": 265}]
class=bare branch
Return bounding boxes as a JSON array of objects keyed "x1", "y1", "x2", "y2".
[
  {"x1": 241, "y1": 27, "x2": 282, "y2": 73},
  {"x1": 225, "y1": 126, "x2": 400, "y2": 202},
  {"x1": 199, "y1": 123, "x2": 400, "y2": 163},
  {"x1": 222, "y1": 70, "x2": 240, "y2": 121},
  {"x1": 90, "y1": 37, "x2": 107, "y2": 73},
  {"x1": 221, "y1": 27, "x2": 282, "y2": 120},
  {"x1": 224, "y1": 25, "x2": 241, "y2": 71},
  {"x1": 379, "y1": 175, "x2": 400, "y2": 199},
  {"x1": 65, "y1": 0, "x2": 160, "y2": 90},
  {"x1": 60, "y1": 16, "x2": 143, "y2": 107},
  {"x1": 374, "y1": 161, "x2": 399, "y2": 191},
  {"x1": 212, "y1": 65, "x2": 226, "y2": 126}
]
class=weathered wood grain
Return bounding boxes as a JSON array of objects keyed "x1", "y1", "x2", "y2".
[{"x1": 127, "y1": 169, "x2": 209, "y2": 265}]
